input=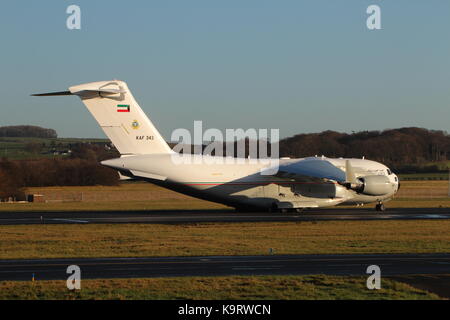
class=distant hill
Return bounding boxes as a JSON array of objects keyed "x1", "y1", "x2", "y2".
[
  {"x1": 1, "y1": 125, "x2": 450, "y2": 173},
  {"x1": 279, "y1": 127, "x2": 450, "y2": 170},
  {"x1": 0, "y1": 125, "x2": 57, "y2": 138}
]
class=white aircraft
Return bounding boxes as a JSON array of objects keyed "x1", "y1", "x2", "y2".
[{"x1": 34, "y1": 80, "x2": 399, "y2": 212}]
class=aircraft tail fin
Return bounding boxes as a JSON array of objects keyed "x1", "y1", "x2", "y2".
[{"x1": 34, "y1": 80, "x2": 173, "y2": 155}]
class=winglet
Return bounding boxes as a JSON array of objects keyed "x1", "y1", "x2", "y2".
[{"x1": 345, "y1": 160, "x2": 357, "y2": 184}]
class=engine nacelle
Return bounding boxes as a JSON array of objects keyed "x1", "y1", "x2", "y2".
[{"x1": 358, "y1": 175, "x2": 392, "y2": 196}]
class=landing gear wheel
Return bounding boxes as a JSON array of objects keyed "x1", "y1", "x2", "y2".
[
  {"x1": 375, "y1": 203, "x2": 385, "y2": 212},
  {"x1": 295, "y1": 208, "x2": 304, "y2": 213},
  {"x1": 270, "y1": 203, "x2": 278, "y2": 213}
]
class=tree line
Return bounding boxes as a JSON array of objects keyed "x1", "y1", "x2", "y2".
[
  {"x1": 0, "y1": 125, "x2": 57, "y2": 138},
  {"x1": 278, "y1": 127, "x2": 450, "y2": 171},
  {"x1": 173, "y1": 127, "x2": 450, "y2": 172},
  {"x1": 0, "y1": 144, "x2": 119, "y2": 200}
]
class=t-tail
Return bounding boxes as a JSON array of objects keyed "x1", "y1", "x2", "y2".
[{"x1": 32, "y1": 80, "x2": 173, "y2": 155}]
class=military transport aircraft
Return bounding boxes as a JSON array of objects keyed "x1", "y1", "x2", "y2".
[{"x1": 33, "y1": 80, "x2": 399, "y2": 212}]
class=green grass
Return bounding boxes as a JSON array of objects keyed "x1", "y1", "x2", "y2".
[
  {"x1": 386, "y1": 197, "x2": 450, "y2": 208},
  {"x1": 1, "y1": 220, "x2": 450, "y2": 259},
  {"x1": 2, "y1": 197, "x2": 450, "y2": 213},
  {"x1": 0, "y1": 275, "x2": 441, "y2": 300},
  {"x1": 0, "y1": 199, "x2": 229, "y2": 212},
  {"x1": 0, "y1": 178, "x2": 448, "y2": 212},
  {"x1": 399, "y1": 172, "x2": 449, "y2": 180}
]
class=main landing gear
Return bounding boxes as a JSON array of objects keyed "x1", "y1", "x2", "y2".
[
  {"x1": 269, "y1": 202, "x2": 306, "y2": 214},
  {"x1": 375, "y1": 202, "x2": 386, "y2": 212}
]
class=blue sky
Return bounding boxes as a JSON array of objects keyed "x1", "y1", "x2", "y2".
[{"x1": 0, "y1": 1, "x2": 449, "y2": 140}]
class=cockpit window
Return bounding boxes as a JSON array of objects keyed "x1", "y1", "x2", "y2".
[{"x1": 387, "y1": 169, "x2": 392, "y2": 175}]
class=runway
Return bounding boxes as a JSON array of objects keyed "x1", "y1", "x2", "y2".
[
  {"x1": 1, "y1": 253, "x2": 449, "y2": 281},
  {"x1": 0, "y1": 207, "x2": 450, "y2": 225}
]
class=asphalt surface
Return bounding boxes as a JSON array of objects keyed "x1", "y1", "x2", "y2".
[
  {"x1": 1, "y1": 253, "x2": 449, "y2": 281},
  {"x1": 0, "y1": 207, "x2": 450, "y2": 225}
]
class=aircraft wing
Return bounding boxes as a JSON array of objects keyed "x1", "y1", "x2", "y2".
[{"x1": 270, "y1": 158, "x2": 346, "y2": 183}]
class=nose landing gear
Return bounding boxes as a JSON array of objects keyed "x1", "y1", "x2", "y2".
[{"x1": 375, "y1": 202, "x2": 385, "y2": 212}]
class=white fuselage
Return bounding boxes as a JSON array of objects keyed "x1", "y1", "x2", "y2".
[{"x1": 102, "y1": 154, "x2": 400, "y2": 210}]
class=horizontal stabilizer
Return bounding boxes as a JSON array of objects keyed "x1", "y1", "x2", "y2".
[
  {"x1": 32, "y1": 88, "x2": 126, "y2": 97},
  {"x1": 31, "y1": 91, "x2": 73, "y2": 96}
]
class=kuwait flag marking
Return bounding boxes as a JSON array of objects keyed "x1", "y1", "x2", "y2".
[{"x1": 117, "y1": 104, "x2": 130, "y2": 112}]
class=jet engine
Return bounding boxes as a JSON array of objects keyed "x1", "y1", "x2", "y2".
[{"x1": 356, "y1": 175, "x2": 392, "y2": 196}]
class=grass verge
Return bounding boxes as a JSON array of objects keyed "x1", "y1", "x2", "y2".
[
  {"x1": 0, "y1": 180, "x2": 449, "y2": 211},
  {"x1": 0, "y1": 199, "x2": 229, "y2": 212},
  {"x1": 1, "y1": 220, "x2": 450, "y2": 259},
  {"x1": 0, "y1": 275, "x2": 441, "y2": 300},
  {"x1": 1, "y1": 197, "x2": 450, "y2": 212}
]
